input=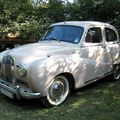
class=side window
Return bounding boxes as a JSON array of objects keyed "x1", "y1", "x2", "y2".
[
  {"x1": 85, "y1": 27, "x2": 102, "y2": 43},
  {"x1": 105, "y1": 28, "x2": 117, "y2": 42}
]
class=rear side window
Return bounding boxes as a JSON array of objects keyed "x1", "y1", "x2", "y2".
[
  {"x1": 85, "y1": 27, "x2": 102, "y2": 43},
  {"x1": 105, "y1": 28, "x2": 117, "y2": 42}
]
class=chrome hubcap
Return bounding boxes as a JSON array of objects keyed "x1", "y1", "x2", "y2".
[
  {"x1": 114, "y1": 65, "x2": 120, "y2": 80},
  {"x1": 47, "y1": 76, "x2": 69, "y2": 105},
  {"x1": 50, "y1": 81, "x2": 64, "y2": 101}
]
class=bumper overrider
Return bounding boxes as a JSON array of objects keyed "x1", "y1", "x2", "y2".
[{"x1": 0, "y1": 79, "x2": 41, "y2": 99}]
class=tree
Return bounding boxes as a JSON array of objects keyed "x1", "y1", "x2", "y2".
[{"x1": 0, "y1": 0, "x2": 120, "y2": 41}]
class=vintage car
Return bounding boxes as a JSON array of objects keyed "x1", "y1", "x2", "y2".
[{"x1": 0, "y1": 21, "x2": 120, "y2": 107}]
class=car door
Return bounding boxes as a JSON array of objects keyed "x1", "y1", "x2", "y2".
[
  {"x1": 104, "y1": 27, "x2": 120, "y2": 65},
  {"x1": 80, "y1": 26, "x2": 111, "y2": 83}
]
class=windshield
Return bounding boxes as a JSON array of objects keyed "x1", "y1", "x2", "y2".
[{"x1": 42, "y1": 25, "x2": 84, "y2": 44}]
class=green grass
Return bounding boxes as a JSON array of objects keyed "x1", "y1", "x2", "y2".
[{"x1": 0, "y1": 76, "x2": 120, "y2": 120}]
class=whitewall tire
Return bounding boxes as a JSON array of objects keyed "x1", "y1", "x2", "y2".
[
  {"x1": 41, "y1": 76, "x2": 70, "y2": 107},
  {"x1": 113, "y1": 64, "x2": 120, "y2": 80}
]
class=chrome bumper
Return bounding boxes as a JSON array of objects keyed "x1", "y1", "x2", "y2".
[{"x1": 0, "y1": 79, "x2": 41, "y2": 99}]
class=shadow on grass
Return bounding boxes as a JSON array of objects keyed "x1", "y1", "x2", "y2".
[
  {"x1": 0, "y1": 75, "x2": 119, "y2": 120},
  {"x1": 0, "y1": 95, "x2": 45, "y2": 109},
  {"x1": 0, "y1": 75, "x2": 117, "y2": 108},
  {"x1": 71, "y1": 75, "x2": 116, "y2": 94}
]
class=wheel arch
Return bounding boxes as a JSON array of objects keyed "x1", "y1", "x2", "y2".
[{"x1": 56, "y1": 72, "x2": 75, "y2": 90}]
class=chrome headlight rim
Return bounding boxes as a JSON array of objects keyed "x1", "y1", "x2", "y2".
[{"x1": 16, "y1": 64, "x2": 27, "y2": 77}]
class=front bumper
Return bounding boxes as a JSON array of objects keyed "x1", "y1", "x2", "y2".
[{"x1": 0, "y1": 79, "x2": 41, "y2": 99}]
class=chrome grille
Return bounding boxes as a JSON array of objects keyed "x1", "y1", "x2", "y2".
[{"x1": 2, "y1": 55, "x2": 14, "y2": 82}]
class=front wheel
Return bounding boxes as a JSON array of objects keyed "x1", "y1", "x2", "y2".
[
  {"x1": 113, "y1": 64, "x2": 120, "y2": 80},
  {"x1": 41, "y1": 76, "x2": 70, "y2": 107}
]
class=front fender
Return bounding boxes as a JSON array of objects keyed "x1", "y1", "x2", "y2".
[{"x1": 28, "y1": 54, "x2": 84, "y2": 96}]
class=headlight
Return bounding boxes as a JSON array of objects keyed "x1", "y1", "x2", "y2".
[{"x1": 16, "y1": 64, "x2": 27, "y2": 77}]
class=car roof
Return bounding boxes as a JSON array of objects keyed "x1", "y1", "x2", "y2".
[{"x1": 51, "y1": 21, "x2": 112, "y2": 28}]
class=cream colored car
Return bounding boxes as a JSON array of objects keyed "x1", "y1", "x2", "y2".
[{"x1": 0, "y1": 21, "x2": 120, "y2": 107}]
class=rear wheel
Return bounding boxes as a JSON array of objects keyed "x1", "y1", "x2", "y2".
[
  {"x1": 41, "y1": 76, "x2": 70, "y2": 107},
  {"x1": 113, "y1": 64, "x2": 120, "y2": 80}
]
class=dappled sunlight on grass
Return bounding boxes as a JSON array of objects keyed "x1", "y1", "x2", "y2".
[
  {"x1": 113, "y1": 96, "x2": 120, "y2": 100},
  {"x1": 70, "y1": 98, "x2": 87, "y2": 108},
  {"x1": 92, "y1": 101, "x2": 101, "y2": 105},
  {"x1": 102, "y1": 88, "x2": 114, "y2": 94},
  {"x1": 0, "y1": 77, "x2": 120, "y2": 120}
]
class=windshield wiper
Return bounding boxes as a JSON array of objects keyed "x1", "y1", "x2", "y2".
[{"x1": 42, "y1": 37, "x2": 60, "y2": 42}]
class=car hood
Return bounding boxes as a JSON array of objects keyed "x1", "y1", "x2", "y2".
[{"x1": 7, "y1": 41, "x2": 79, "y2": 65}]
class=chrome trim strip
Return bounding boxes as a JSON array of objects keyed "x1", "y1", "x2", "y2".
[{"x1": 0, "y1": 79, "x2": 41, "y2": 99}]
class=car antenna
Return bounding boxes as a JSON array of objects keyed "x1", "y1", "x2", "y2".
[{"x1": 64, "y1": 12, "x2": 71, "y2": 24}]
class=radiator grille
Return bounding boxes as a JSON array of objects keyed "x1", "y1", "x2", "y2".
[{"x1": 2, "y1": 55, "x2": 14, "y2": 82}]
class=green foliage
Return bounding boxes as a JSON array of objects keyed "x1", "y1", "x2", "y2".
[
  {"x1": 0, "y1": 0, "x2": 51, "y2": 40},
  {"x1": 0, "y1": 0, "x2": 120, "y2": 40}
]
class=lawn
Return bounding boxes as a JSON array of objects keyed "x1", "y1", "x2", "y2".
[{"x1": 0, "y1": 76, "x2": 120, "y2": 120}]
